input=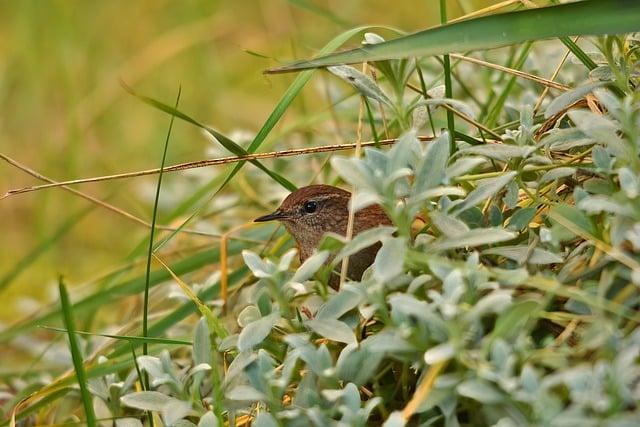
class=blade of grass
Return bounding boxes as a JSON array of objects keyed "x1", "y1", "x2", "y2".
[
  {"x1": 440, "y1": 0, "x2": 456, "y2": 154},
  {"x1": 266, "y1": 0, "x2": 640, "y2": 73},
  {"x1": 216, "y1": 25, "x2": 396, "y2": 197},
  {"x1": 121, "y1": 82, "x2": 296, "y2": 192},
  {"x1": 484, "y1": 42, "x2": 533, "y2": 128},
  {"x1": 58, "y1": 280, "x2": 96, "y2": 427},
  {"x1": 142, "y1": 88, "x2": 180, "y2": 398},
  {"x1": 39, "y1": 326, "x2": 192, "y2": 346},
  {"x1": 0, "y1": 238, "x2": 251, "y2": 343},
  {"x1": 152, "y1": 254, "x2": 227, "y2": 339}
]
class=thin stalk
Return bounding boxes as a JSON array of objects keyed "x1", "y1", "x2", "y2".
[
  {"x1": 142, "y1": 88, "x2": 181, "y2": 376},
  {"x1": 440, "y1": 0, "x2": 456, "y2": 154},
  {"x1": 59, "y1": 280, "x2": 97, "y2": 427}
]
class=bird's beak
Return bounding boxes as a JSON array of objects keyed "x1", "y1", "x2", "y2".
[{"x1": 254, "y1": 209, "x2": 288, "y2": 222}]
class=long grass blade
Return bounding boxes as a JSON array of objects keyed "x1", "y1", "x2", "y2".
[
  {"x1": 58, "y1": 280, "x2": 97, "y2": 426},
  {"x1": 267, "y1": 0, "x2": 640, "y2": 73}
]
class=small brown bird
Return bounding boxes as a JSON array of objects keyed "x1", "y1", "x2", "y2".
[{"x1": 254, "y1": 184, "x2": 392, "y2": 288}]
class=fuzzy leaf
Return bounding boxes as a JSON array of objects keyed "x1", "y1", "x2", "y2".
[
  {"x1": 453, "y1": 172, "x2": 517, "y2": 214},
  {"x1": 306, "y1": 319, "x2": 357, "y2": 345}
]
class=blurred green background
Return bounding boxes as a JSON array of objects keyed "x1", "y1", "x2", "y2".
[{"x1": 0, "y1": 0, "x2": 496, "y2": 322}]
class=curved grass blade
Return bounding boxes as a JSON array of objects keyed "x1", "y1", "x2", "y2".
[
  {"x1": 58, "y1": 280, "x2": 96, "y2": 426},
  {"x1": 121, "y1": 82, "x2": 296, "y2": 191},
  {"x1": 39, "y1": 326, "x2": 192, "y2": 346},
  {"x1": 217, "y1": 25, "x2": 398, "y2": 196},
  {"x1": 142, "y1": 88, "x2": 180, "y2": 377},
  {"x1": 267, "y1": 0, "x2": 640, "y2": 73},
  {"x1": 0, "y1": 239, "x2": 250, "y2": 343}
]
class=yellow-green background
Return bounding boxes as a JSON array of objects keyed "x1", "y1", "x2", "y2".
[{"x1": 0, "y1": 0, "x2": 496, "y2": 321}]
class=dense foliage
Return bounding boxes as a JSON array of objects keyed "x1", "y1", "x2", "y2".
[{"x1": 2, "y1": 4, "x2": 639, "y2": 427}]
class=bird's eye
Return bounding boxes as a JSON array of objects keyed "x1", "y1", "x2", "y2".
[{"x1": 303, "y1": 201, "x2": 318, "y2": 213}]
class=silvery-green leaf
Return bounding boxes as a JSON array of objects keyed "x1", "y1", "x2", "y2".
[
  {"x1": 453, "y1": 172, "x2": 517, "y2": 215},
  {"x1": 412, "y1": 105, "x2": 429, "y2": 130},
  {"x1": 306, "y1": 319, "x2": 357, "y2": 345},
  {"x1": 292, "y1": 250, "x2": 329, "y2": 283},
  {"x1": 226, "y1": 384, "x2": 267, "y2": 401},
  {"x1": 335, "y1": 226, "x2": 395, "y2": 262},
  {"x1": 432, "y1": 228, "x2": 516, "y2": 250},
  {"x1": 120, "y1": 391, "x2": 179, "y2": 411},
  {"x1": 544, "y1": 82, "x2": 604, "y2": 118},
  {"x1": 316, "y1": 288, "x2": 363, "y2": 320},
  {"x1": 413, "y1": 131, "x2": 450, "y2": 193},
  {"x1": 342, "y1": 382, "x2": 361, "y2": 413},
  {"x1": 618, "y1": 167, "x2": 639, "y2": 199},
  {"x1": 457, "y1": 379, "x2": 504, "y2": 404},
  {"x1": 421, "y1": 98, "x2": 475, "y2": 119},
  {"x1": 242, "y1": 250, "x2": 272, "y2": 278},
  {"x1": 446, "y1": 157, "x2": 485, "y2": 179},
  {"x1": 592, "y1": 88, "x2": 620, "y2": 114},
  {"x1": 503, "y1": 180, "x2": 519, "y2": 209},
  {"x1": 328, "y1": 65, "x2": 394, "y2": 108},
  {"x1": 237, "y1": 305, "x2": 261, "y2": 328},
  {"x1": 351, "y1": 189, "x2": 382, "y2": 211},
  {"x1": 577, "y1": 196, "x2": 633, "y2": 216},
  {"x1": 592, "y1": 145, "x2": 612, "y2": 171},
  {"x1": 193, "y1": 317, "x2": 211, "y2": 366},
  {"x1": 189, "y1": 363, "x2": 212, "y2": 376},
  {"x1": 427, "y1": 84, "x2": 445, "y2": 99},
  {"x1": 409, "y1": 186, "x2": 466, "y2": 206},
  {"x1": 424, "y1": 342, "x2": 455, "y2": 364},
  {"x1": 136, "y1": 356, "x2": 164, "y2": 379},
  {"x1": 544, "y1": 128, "x2": 595, "y2": 151},
  {"x1": 116, "y1": 419, "x2": 143, "y2": 427},
  {"x1": 253, "y1": 413, "x2": 278, "y2": 427},
  {"x1": 388, "y1": 293, "x2": 434, "y2": 321},
  {"x1": 374, "y1": 237, "x2": 407, "y2": 283},
  {"x1": 589, "y1": 65, "x2": 614, "y2": 81},
  {"x1": 383, "y1": 411, "x2": 406, "y2": 427},
  {"x1": 458, "y1": 145, "x2": 533, "y2": 162},
  {"x1": 331, "y1": 157, "x2": 374, "y2": 190},
  {"x1": 506, "y1": 207, "x2": 536, "y2": 231},
  {"x1": 430, "y1": 211, "x2": 469, "y2": 237},
  {"x1": 162, "y1": 398, "x2": 193, "y2": 426},
  {"x1": 539, "y1": 167, "x2": 576, "y2": 184},
  {"x1": 468, "y1": 290, "x2": 512, "y2": 318},
  {"x1": 278, "y1": 248, "x2": 298, "y2": 271},
  {"x1": 238, "y1": 312, "x2": 279, "y2": 351},
  {"x1": 198, "y1": 411, "x2": 219, "y2": 427},
  {"x1": 93, "y1": 396, "x2": 111, "y2": 423},
  {"x1": 483, "y1": 246, "x2": 563, "y2": 264},
  {"x1": 568, "y1": 110, "x2": 625, "y2": 156}
]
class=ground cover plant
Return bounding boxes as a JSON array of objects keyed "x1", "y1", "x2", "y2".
[{"x1": 1, "y1": 1, "x2": 639, "y2": 426}]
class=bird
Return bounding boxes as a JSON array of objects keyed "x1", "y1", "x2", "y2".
[{"x1": 254, "y1": 184, "x2": 392, "y2": 289}]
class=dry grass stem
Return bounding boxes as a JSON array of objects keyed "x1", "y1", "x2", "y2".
[
  {"x1": 0, "y1": 153, "x2": 222, "y2": 239},
  {"x1": 2, "y1": 137, "x2": 439, "y2": 198},
  {"x1": 450, "y1": 53, "x2": 570, "y2": 91}
]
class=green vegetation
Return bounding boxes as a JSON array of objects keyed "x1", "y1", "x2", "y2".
[{"x1": 1, "y1": 0, "x2": 639, "y2": 426}]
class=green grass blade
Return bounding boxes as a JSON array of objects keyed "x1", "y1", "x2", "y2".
[
  {"x1": 440, "y1": 0, "x2": 455, "y2": 154},
  {"x1": 122, "y1": 82, "x2": 296, "y2": 191},
  {"x1": 39, "y1": 326, "x2": 192, "y2": 346},
  {"x1": 560, "y1": 36, "x2": 597, "y2": 70},
  {"x1": 0, "y1": 239, "x2": 251, "y2": 343},
  {"x1": 216, "y1": 25, "x2": 395, "y2": 195},
  {"x1": 58, "y1": 280, "x2": 97, "y2": 426},
  {"x1": 267, "y1": 0, "x2": 640, "y2": 73},
  {"x1": 143, "y1": 88, "x2": 180, "y2": 368},
  {"x1": 484, "y1": 42, "x2": 533, "y2": 128}
]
